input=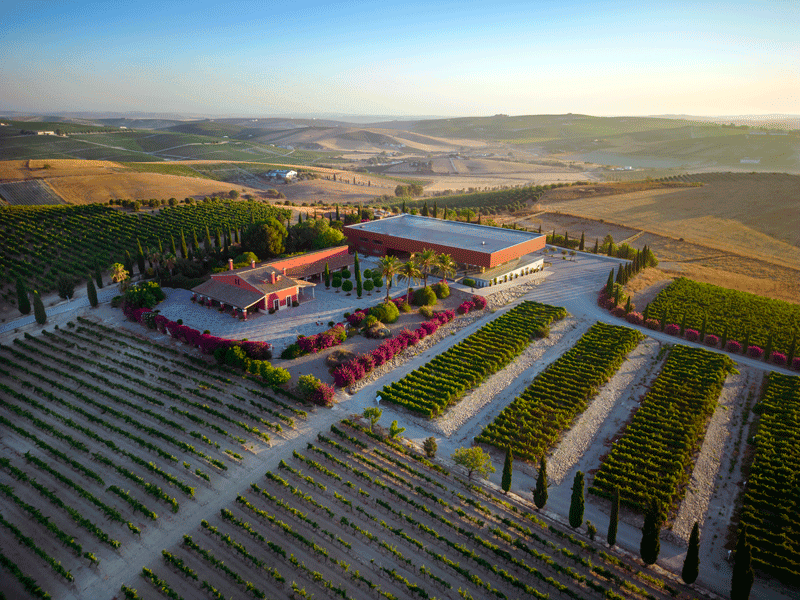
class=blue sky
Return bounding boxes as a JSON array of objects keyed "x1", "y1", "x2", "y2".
[{"x1": 1, "y1": 0, "x2": 797, "y2": 117}]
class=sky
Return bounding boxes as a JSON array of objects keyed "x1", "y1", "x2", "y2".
[{"x1": 1, "y1": 0, "x2": 798, "y2": 118}]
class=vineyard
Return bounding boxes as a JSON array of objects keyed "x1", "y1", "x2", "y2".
[
  {"x1": 476, "y1": 322, "x2": 644, "y2": 461},
  {"x1": 646, "y1": 277, "x2": 800, "y2": 356},
  {"x1": 0, "y1": 318, "x2": 310, "y2": 598},
  {"x1": 405, "y1": 185, "x2": 557, "y2": 214},
  {"x1": 125, "y1": 419, "x2": 692, "y2": 600},
  {"x1": 0, "y1": 201, "x2": 289, "y2": 298},
  {"x1": 0, "y1": 180, "x2": 65, "y2": 206},
  {"x1": 378, "y1": 301, "x2": 567, "y2": 418},
  {"x1": 739, "y1": 372, "x2": 800, "y2": 582},
  {"x1": 590, "y1": 345, "x2": 735, "y2": 520}
]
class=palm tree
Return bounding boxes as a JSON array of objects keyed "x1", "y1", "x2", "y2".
[
  {"x1": 377, "y1": 255, "x2": 401, "y2": 303},
  {"x1": 397, "y1": 260, "x2": 422, "y2": 301},
  {"x1": 412, "y1": 248, "x2": 438, "y2": 288},
  {"x1": 164, "y1": 253, "x2": 177, "y2": 278},
  {"x1": 434, "y1": 253, "x2": 457, "y2": 282},
  {"x1": 147, "y1": 247, "x2": 162, "y2": 282},
  {"x1": 110, "y1": 263, "x2": 130, "y2": 292}
]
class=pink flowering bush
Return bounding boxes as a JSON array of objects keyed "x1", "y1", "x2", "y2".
[
  {"x1": 611, "y1": 307, "x2": 627, "y2": 318},
  {"x1": 357, "y1": 353, "x2": 375, "y2": 373},
  {"x1": 420, "y1": 321, "x2": 438, "y2": 336},
  {"x1": 645, "y1": 319, "x2": 660, "y2": 331},
  {"x1": 704, "y1": 334, "x2": 720, "y2": 347},
  {"x1": 458, "y1": 301, "x2": 473, "y2": 315},
  {"x1": 747, "y1": 345, "x2": 764, "y2": 359},
  {"x1": 725, "y1": 339, "x2": 742, "y2": 353},
  {"x1": 685, "y1": 328, "x2": 700, "y2": 342},
  {"x1": 298, "y1": 335, "x2": 319, "y2": 354},
  {"x1": 664, "y1": 323, "x2": 681, "y2": 336},
  {"x1": 626, "y1": 311, "x2": 644, "y2": 325},
  {"x1": 346, "y1": 311, "x2": 366, "y2": 326},
  {"x1": 770, "y1": 351, "x2": 787, "y2": 366},
  {"x1": 471, "y1": 295, "x2": 487, "y2": 310},
  {"x1": 198, "y1": 334, "x2": 231, "y2": 355},
  {"x1": 792, "y1": 357, "x2": 800, "y2": 371}
]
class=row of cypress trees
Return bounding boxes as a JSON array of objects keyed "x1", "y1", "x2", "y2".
[{"x1": 15, "y1": 271, "x2": 102, "y2": 325}]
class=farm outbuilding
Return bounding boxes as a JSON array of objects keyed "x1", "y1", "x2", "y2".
[{"x1": 343, "y1": 214, "x2": 545, "y2": 283}]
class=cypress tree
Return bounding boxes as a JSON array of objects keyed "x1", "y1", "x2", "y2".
[
  {"x1": 764, "y1": 331, "x2": 773, "y2": 362},
  {"x1": 660, "y1": 307, "x2": 667, "y2": 331},
  {"x1": 432, "y1": 202, "x2": 438, "y2": 219},
  {"x1": 180, "y1": 230, "x2": 188, "y2": 259},
  {"x1": 87, "y1": 276, "x2": 98, "y2": 308},
  {"x1": 699, "y1": 314, "x2": 707, "y2": 340},
  {"x1": 533, "y1": 456, "x2": 548, "y2": 509},
  {"x1": 354, "y1": 252, "x2": 362, "y2": 298},
  {"x1": 158, "y1": 238, "x2": 164, "y2": 254},
  {"x1": 234, "y1": 227, "x2": 239, "y2": 244},
  {"x1": 501, "y1": 447, "x2": 513, "y2": 494},
  {"x1": 607, "y1": 240, "x2": 615, "y2": 257},
  {"x1": 680, "y1": 312, "x2": 687, "y2": 336},
  {"x1": 579, "y1": 232, "x2": 585, "y2": 251},
  {"x1": 721, "y1": 324, "x2": 728, "y2": 349},
  {"x1": 643, "y1": 303, "x2": 650, "y2": 321},
  {"x1": 614, "y1": 285, "x2": 622, "y2": 307},
  {"x1": 742, "y1": 329, "x2": 751, "y2": 352},
  {"x1": 731, "y1": 525, "x2": 754, "y2": 600},
  {"x1": 204, "y1": 226, "x2": 212, "y2": 251},
  {"x1": 94, "y1": 264, "x2": 103, "y2": 289},
  {"x1": 551, "y1": 229, "x2": 556, "y2": 245},
  {"x1": 605, "y1": 269, "x2": 614, "y2": 296},
  {"x1": 335, "y1": 204, "x2": 340, "y2": 220},
  {"x1": 33, "y1": 290, "x2": 46, "y2": 325},
  {"x1": 682, "y1": 521, "x2": 700, "y2": 584},
  {"x1": 298, "y1": 211, "x2": 302, "y2": 224},
  {"x1": 537, "y1": 223, "x2": 542, "y2": 233},
  {"x1": 625, "y1": 296, "x2": 632, "y2": 313},
  {"x1": 787, "y1": 330, "x2": 797, "y2": 365},
  {"x1": 192, "y1": 229, "x2": 200, "y2": 254},
  {"x1": 607, "y1": 487, "x2": 619, "y2": 546},
  {"x1": 564, "y1": 231, "x2": 569, "y2": 247},
  {"x1": 214, "y1": 228, "x2": 221, "y2": 249},
  {"x1": 640, "y1": 497, "x2": 662, "y2": 565},
  {"x1": 124, "y1": 251, "x2": 134, "y2": 277},
  {"x1": 323, "y1": 263, "x2": 330, "y2": 288},
  {"x1": 401, "y1": 200, "x2": 406, "y2": 213},
  {"x1": 16, "y1": 277, "x2": 31, "y2": 315},
  {"x1": 593, "y1": 238, "x2": 599, "y2": 254},
  {"x1": 422, "y1": 201, "x2": 429, "y2": 217},
  {"x1": 477, "y1": 212, "x2": 481, "y2": 224},
  {"x1": 569, "y1": 471, "x2": 584, "y2": 528},
  {"x1": 169, "y1": 235, "x2": 177, "y2": 259}
]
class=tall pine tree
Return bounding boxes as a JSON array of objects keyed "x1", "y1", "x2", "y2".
[
  {"x1": 33, "y1": 290, "x2": 46, "y2": 325},
  {"x1": 533, "y1": 456, "x2": 548, "y2": 509},
  {"x1": 640, "y1": 497, "x2": 662, "y2": 565},
  {"x1": 569, "y1": 471, "x2": 584, "y2": 528},
  {"x1": 16, "y1": 277, "x2": 31, "y2": 315},
  {"x1": 501, "y1": 448, "x2": 513, "y2": 494},
  {"x1": 354, "y1": 252, "x2": 362, "y2": 298},
  {"x1": 87, "y1": 276, "x2": 98, "y2": 308},
  {"x1": 731, "y1": 525, "x2": 754, "y2": 600},
  {"x1": 607, "y1": 487, "x2": 619, "y2": 546},
  {"x1": 682, "y1": 522, "x2": 700, "y2": 584}
]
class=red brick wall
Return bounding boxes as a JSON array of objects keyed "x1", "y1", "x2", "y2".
[{"x1": 343, "y1": 229, "x2": 545, "y2": 268}]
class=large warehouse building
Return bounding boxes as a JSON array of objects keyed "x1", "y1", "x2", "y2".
[{"x1": 343, "y1": 214, "x2": 546, "y2": 287}]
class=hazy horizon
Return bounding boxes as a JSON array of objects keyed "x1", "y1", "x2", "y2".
[{"x1": 2, "y1": 0, "x2": 798, "y2": 118}]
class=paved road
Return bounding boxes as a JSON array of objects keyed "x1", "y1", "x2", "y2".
[{"x1": 0, "y1": 286, "x2": 120, "y2": 334}]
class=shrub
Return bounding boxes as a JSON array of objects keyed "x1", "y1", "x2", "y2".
[
  {"x1": 111, "y1": 295, "x2": 123, "y2": 308},
  {"x1": 281, "y1": 343, "x2": 302, "y2": 359},
  {"x1": 457, "y1": 301, "x2": 472, "y2": 315},
  {"x1": 534, "y1": 325, "x2": 550, "y2": 338},
  {"x1": 664, "y1": 323, "x2": 680, "y2": 336},
  {"x1": 747, "y1": 345, "x2": 764, "y2": 359},
  {"x1": 685, "y1": 328, "x2": 700, "y2": 342},
  {"x1": 704, "y1": 334, "x2": 720, "y2": 347},
  {"x1": 419, "y1": 305, "x2": 434, "y2": 319},
  {"x1": 399, "y1": 302, "x2": 412, "y2": 313},
  {"x1": 611, "y1": 306, "x2": 627, "y2": 318},
  {"x1": 369, "y1": 302, "x2": 399, "y2": 324},
  {"x1": 413, "y1": 286, "x2": 437, "y2": 307},
  {"x1": 770, "y1": 351, "x2": 787, "y2": 366},
  {"x1": 471, "y1": 295, "x2": 487, "y2": 310},
  {"x1": 626, "y1": 311, "x2": 644, "y2": 325},
  {"x1": 792, "y1": 357, "x2": 800, "y2": 371},
  {"x1": 645, "y1": 318, "x2": 660, "y2": 330},
  {"x1": 725, "y1": 339, "x2": 742, "y2": 353},
  {"x1": 432, "y1": 281, "x2": 450, "y2": 299},
  {"x1": 462, "y1": 278, "x2": 476, "y2": 287}
]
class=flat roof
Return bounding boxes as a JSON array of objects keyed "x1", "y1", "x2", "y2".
[{"x1": 345, "y1": 214, "x2": 544, "y2": 255}]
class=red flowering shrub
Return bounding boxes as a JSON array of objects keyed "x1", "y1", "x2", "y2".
[
  {"x1": 645, "y1": 319, "x2": 660, "y2": 330},
  {"x1": 704, "y1": 334, "x2": 719, "y2": 347},
  {"x1": 420, "y1": 321, "x2": 438, "y2": 336},
  {"x1": 357, "y1": 353, "x2": 375, "y2": 373},
  {"x1": 332, "y1": 364, "x2": 357, "y2": 387},
  {"x1": 792, "y1": 357, "x2": 800, "y2": 371},
  {"x1": 770, "y1": 351, "x2": 787, "y2": 366},
  {"x1": 725, "y1": 339, "x2": 742, "y2": 353},
  {"x1": 471, "y1": 295, "x2": 487, "y2": 310},
  {"x1": 625, "y1": 312, "x2": 644, "y2": 325},
  {"x1": 198, "y1": 334, "x2": 231, "y2": 355},
  {"x1": 311, "y1": 382, "x2": 335, "y2": 407},
  {"x1": 241, "y1": 340, "x2": 272, "y2": 360},
  {"x1": 347, "y1": 311, "x2": 366, "y2": 326},
  {"x1": 685, "y1": 328, "x2": 700, "y2": 342},
  {"x1": 611, "y1": 306, "x2": 627, "y2": 318},
  {"x1": 458, "y1": 301, "x2": 472, "y2": 315},
  {"x1": 664, "y1": 323, "x2": 680, "y2": 336},
  {"x1": 298, "y1": 335, "x2": 319, "y2": 354},
  {"x1": 747, "y1": 345, "x2": 764, "y2": 359}
]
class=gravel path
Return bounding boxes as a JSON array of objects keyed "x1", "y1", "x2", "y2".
[
  {"x1": 670, "y1": 367, "x2": 750, "y2": 544},
  {"x1": 548, "y1": 336, "x2": 661, "y2": 485}
]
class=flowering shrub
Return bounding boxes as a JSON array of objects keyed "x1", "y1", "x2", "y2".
[
  {"x1": 645, "y1": 319, "x2": 660, "y2": 331},
  {"x1": 747, "y1": 345, "x2": 764, "y2": 359},
  {"x1": 357, "y1": 353, "x2": 375, "y2": 373},
  {"x1": 664, "y1": 324, "x2": 680, "y2": 336},
  {"x1": 471, "y1": 295, "x2": 487, "y2": 310},
  {"x1": 725, "y1": 339, "x2": 742, "y2": 353},
  {"x1": 458, "y1": 301, "x2": 473, "y2": 315},
  {"x1": 704, "y1": 334, "x2": 720, "y2": 348},
  {"x1": 685, "y1": 328, "x2": 700, "y2": 342},
  {"x1": 346, "y1": 311, "x2": 366, "y2": 327},
  {"x1": 770, "y1": 351, "x2": 787, "y2": 366},
  {"x1": 625, "y1": 312, "x2": 644, "y2": 325},
  {"x1": 792, "y1": 357, "x2": 800, "y2": 371},
  {"x1": 611, "y1": 306, "x2": 627, "y2": 318},
  {"x1": 297, "y1": 374, "x2": 335, "y2": 407}
]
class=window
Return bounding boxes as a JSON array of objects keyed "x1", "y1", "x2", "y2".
[
  {"x1": 273, "y1": 298, "x2": 279, "y2": 310},
  {"x1": 373, "y1": 239, "x2": 382, "y2": 245}
]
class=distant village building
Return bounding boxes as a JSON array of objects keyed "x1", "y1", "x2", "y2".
[
  {"x1": 264, "y1": 169, "x2": 297, "y2": 182},
  {"x1": 190, "y1": 246, "x2": 351, "y2": 316}
]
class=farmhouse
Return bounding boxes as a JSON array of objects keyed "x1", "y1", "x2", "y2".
[
  {"x1": 190, "y1": 245, "x2": 352, "y2": 316},
  {"x1": 343, "y1": 214, "x2": 546, "y2": 287},
  {"x1": 264, "y1": 169, "x2": 297, "y2": 182}
]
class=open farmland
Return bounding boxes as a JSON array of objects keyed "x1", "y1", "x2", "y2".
[{"x1": 0, "y1": 180, "x2": 65, "y2": 206}]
